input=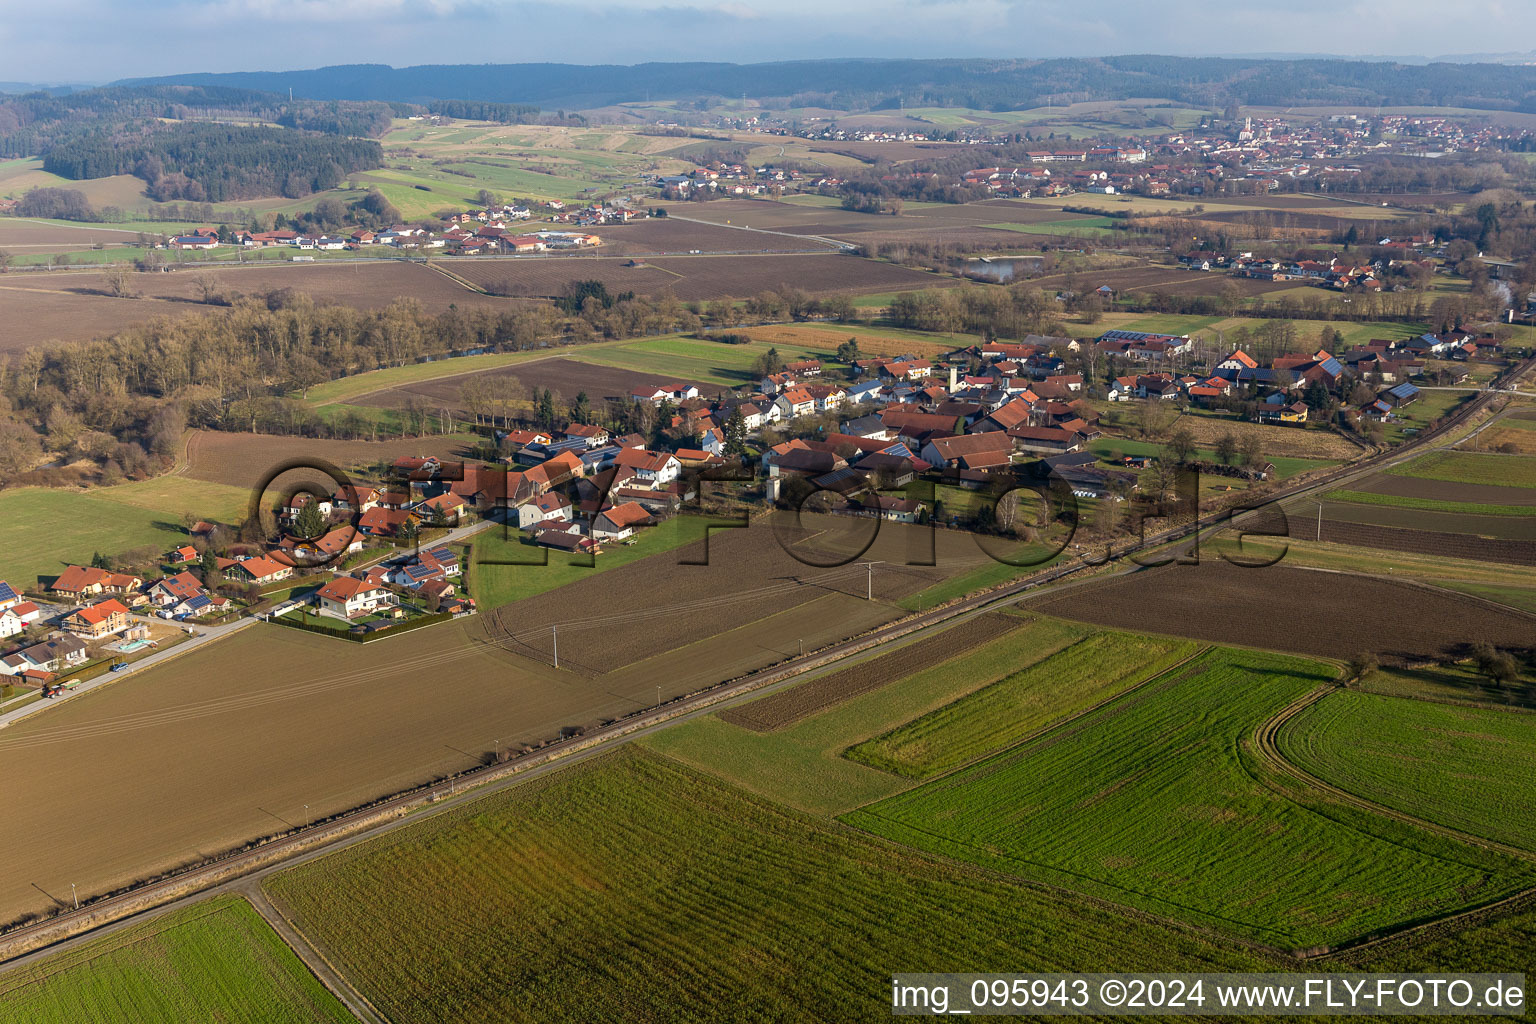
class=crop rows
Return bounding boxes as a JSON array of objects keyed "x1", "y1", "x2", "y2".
[
  {"x1": 265, "y1": 748, "x2": 1280, "y2": 1023},
  {"x1": 845, "y1": 647, "x2": 1536, "y2": 951},
  {"x1": 845, "y1": 630, "x2": 1197, "y2": 778},
  {"x1": 0, "y1": 896, "x2": 352, "y2": 1023},
  {"x1": 1277, "y1": 689, "x2": 1536, "y2": 852},
  {"x1": 719, "y1": 612, "x2": 1025, "y2": 732}
]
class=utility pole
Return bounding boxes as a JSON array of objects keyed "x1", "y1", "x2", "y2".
[
  {"x1": 1314, "y1": 499, "x2": 1323, "y2": 542},
  {"x1": 655, "y1": 685, "x2": 661, "y2": 709},
  {"x1": 71, "y1": 883, "x2": 78, "y2": 910},
  {"x1": 304, "y1": 804, "x2": 309, "y2": 828},
  {"x1": 863, "y1": 562, "x2": 874, "y2": 601},
  {"x1": 552, "y1": 624, "x2": 558, "y2": 670}
]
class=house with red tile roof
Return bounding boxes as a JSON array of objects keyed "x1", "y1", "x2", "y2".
[
  {"x1": 315, "y1": 576, "x2": 396, "y2": 620},
  {"x1": 63, "y1": 599, "x2": 131, "y2": 640}
]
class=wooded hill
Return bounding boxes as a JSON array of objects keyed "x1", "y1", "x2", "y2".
[{"x1": 122, "y1": 57, "x2": 1536, "y2": 115}]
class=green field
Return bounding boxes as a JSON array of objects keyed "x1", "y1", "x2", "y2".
[
  {"x1": 1278, "y1": 689, "x2": 1536, "y2": 851},
  {"x1": 1324, "y1": 488, "x2": 1536, "y2": 517},
  {"x1": 265, "y1": 748, "x2": 1276, "y2": 1023},
  {"x1": 468, "y1": 513, "x2": 711, "y2": 610},
  {"x1": 1387, "y1": 450, "x2": 1536, "y2": 489},
  {"x1": 845, "y1": 646, "x2": 1536, "y2": 950},
  {"x1": 0, "y1": 896, "x2": 353, "y2": 1023},
  {"x1": 646, "y1": 614, "x2": 1083, "y2": 814},
  {"x1": 986, "y1": 217, "x2": 1119, "y2": 238},
  {"x1": 0, "y1": 488, "x2": 189, "y2": 588},
  {"x1": 1088, "y1": 437, "x2": 1338, "y2": 481},
  {"x1": 847, "y1": 629, "x2": 1197, "y2": 778},
  {"x1": 93, "y1": 474, "x2": 255, "y2": 524},
  {"x1": 567, "y1": 335, "x2": 840, "y2": 388}
]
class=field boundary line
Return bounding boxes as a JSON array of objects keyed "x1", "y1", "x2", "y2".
[
  {"x1": 243, "y1": 887, "x2": 387, "y2": 1024},
  {"x1": 840, "y1": 642, "x2": 1213, "y2": 802},
  {"x1": 844, "y1": 640, "x2": 1213, "y2": 786}
]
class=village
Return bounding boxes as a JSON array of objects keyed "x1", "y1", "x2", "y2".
[{"x1": 0, "y1": 303, "x2": 1505, "y2": 709}]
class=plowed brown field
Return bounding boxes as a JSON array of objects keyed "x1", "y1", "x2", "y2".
[{"x1": 1033, "y1": 561, "x2": 1536, "y2": 662}]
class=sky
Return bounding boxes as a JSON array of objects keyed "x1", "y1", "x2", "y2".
[{"x1": 0, "y1": 0, "x2": 1525, "y2": 85}]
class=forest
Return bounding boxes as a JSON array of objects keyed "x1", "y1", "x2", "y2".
[
  {"x1": 122, "y1": 57, "x2": 1536, "y2": 115},
  {"x1": 41, "y1": 122, "x2": 383, "y2": 201},
  {"x1": 0, "y1": 84, "x2": 401, "y2": 159}
]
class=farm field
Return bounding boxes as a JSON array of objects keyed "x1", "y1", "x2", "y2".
[
  {"x1": 1307, "y1": 495, "x2": 1536, "y2": 541},
  {"x1": 448, "y1": 251, "x2": 953, "y2": 302},
  {"x1": 651, "y1": 614, "x2": 1085, "y2": 815},
  {"x1": 0, "y1": 260, "x2": 512, "y2": 350},
  {"x1": 1352, "y1": 661, "x2": 1536, "y2": 711},
  {"x1": 92, "y1": 474, "x2": 255, "y2": 525},
  {"x1": 474, "y1": 513, "x2": 997, "y2": 685},
  {"x1": 1032, "y1": 561, "x2": 1536, "y2": 662},
  {"x1": 845, "y1": 629, "x2": 1198, "y2": 778},
  {"x1": 845, "y1": 645, "x2": 1536, "y2": 950},
  {"x1": 0, "y1": 896, "x2": 353, "y2": 1023},
  {"x1": 734, "y1": 321, "x2": 968, "y2": 358},
  {"x1": 563, "y1": 333, "x2": 845, "y2": 387},
  {"x1": 0, "y1": 617, "x2": 680, "y2": 924},
  {"x1": 180, "y1": 429, "x2": 481, "y2": 490},
  {"x1": 468, "y1": 513, "x2": 713, "y2": 610},
  {"x1": 1387, "y1": 450, "x2": 1536, "y2": 489},
  {"x1": 1278, "y1": 689, "x2": 1536, "y2": 851},
  {"x1": 1231, "y1": 533, "x2": 1536, "y2": 603},
  {"x1": 1323, "y1": 488, "x2": 1536, "y2": 518},
  {"x1": 263, "y1": 748, "x2": 1276, "y2": 1024},
  {"x1": 0, "y1": 488, "x2": 187, "y2": 588},
  {"x1": 1348, "y1": 470, "x2": 1536, "y2": 506},
  {"x1": 588, "y1": 215, "x2": 840, "y2": 254},
  {"x1": 350, "y1": 355, "x2": 672, "y2": 413},
  {"x1": 718, "y1": 611, "x2": 1029, "y2": 732}
]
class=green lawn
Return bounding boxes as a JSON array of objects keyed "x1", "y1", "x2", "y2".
[
  {"x1": 1324, "y1": 488, "x2": 1536, "y2": 517},
  {"x1": 1279, "y1": 689, "x2": 1536, "y2": 851},
  {"x1": 1088, "y1": 437, "x2": 1337, "y2": 480},
  {"x1": 93, "y1": 474, "x2": 254, "y2": 524},
  {"x1": 468, "y1": 513, "x2": 711, "y2": 610},
  {"x1": 845, "y1": 646, "x2": 1536, "y2": 950},
  {"x1": 845, "y1": 630, "x2": 1198, "y2": 778},
  {"x1": 0, "y1": 488, "x2": 188, "y2": 588},
  {"x1": 1387, "y1": 450, "x2": 1536, "y2": 489},
  {"x1": 645, "y1": 614, "x2": 1084, "y2": 815},
  {"x1": 0, "y1": 896, "x2": 354, "y2": 1023},
  {"x1": 264, "y1": 748, "x2": 1272, "y2": 1024}
]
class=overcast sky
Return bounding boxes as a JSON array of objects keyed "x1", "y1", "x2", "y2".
[{"x1": 0, "y1": 0, "x2": 1524, "y2": 85}]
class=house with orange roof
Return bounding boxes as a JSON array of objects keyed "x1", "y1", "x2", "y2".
[
  {"x1": 592, "y1": 501, "x2": 654, "y2": 541},
  {"x1": 63, "y1": 598, "x2": 132, "y2": 640}
]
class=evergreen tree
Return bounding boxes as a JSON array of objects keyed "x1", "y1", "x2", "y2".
[
  {"x1": 294, "y1": 499, "x2": 325, "y2": 539},
  {"x1": 724, "y1": 407, "x2": 749, "y2": 457}
]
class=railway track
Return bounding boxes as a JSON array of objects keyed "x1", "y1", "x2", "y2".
[{"x1": 1, "y1": 353, "x2": 1530, "y2": 967}]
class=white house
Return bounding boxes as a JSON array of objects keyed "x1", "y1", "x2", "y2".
[{"x1": 315, "y1": 577, "x2": 396, "y2": 620}]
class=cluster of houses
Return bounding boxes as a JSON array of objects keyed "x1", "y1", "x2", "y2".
[
  {"x1": 169, "y1": 223, "x2": 601, "y2": 257},
  {"x1": 0, "y1": 573, "x2": 152, "y2": 684}
]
